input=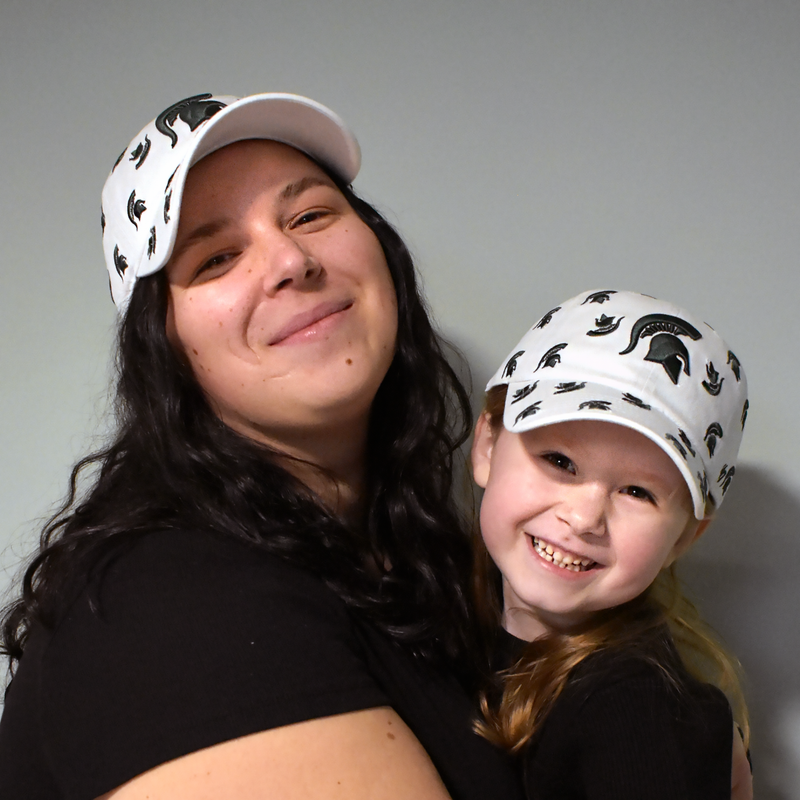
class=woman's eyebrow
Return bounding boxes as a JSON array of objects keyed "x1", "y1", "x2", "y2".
[
  {"x1": 279, "y1": 176, "x2": 333, "y2": 202},
  {"x1": 170, "y1": 219, "x2": 230, "y2": 263}
]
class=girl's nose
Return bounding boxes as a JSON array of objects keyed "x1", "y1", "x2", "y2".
[
  {"x1": 262, "y1": 235, "x2": 323, "y2": 296},
  {"x1": 556, "y1": 483, "x2": 608, "y2": 538}
]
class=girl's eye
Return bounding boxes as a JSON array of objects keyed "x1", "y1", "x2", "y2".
[
  {"x1": 622, "y1": 485, "x2": 656, "y2": 504},
  {"x1": 543, "y1": 452, "x2": 576, "y2": 474}
]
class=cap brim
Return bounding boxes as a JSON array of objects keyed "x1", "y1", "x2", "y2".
[
  {"x1": 138, "y1": 93, "x2": 361, "y2": 279},
  {"x1": 503, "y1": 378, "x2": 708, "y2": 519}
]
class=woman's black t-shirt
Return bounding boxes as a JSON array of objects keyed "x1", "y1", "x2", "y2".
[{"x1": 0, "y1": 529, "x2": 523, "y2": 800}]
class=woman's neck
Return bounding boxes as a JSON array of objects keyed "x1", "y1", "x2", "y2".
[{"x1": 264, "y1": 423, "x2": 370, "y2": 522}]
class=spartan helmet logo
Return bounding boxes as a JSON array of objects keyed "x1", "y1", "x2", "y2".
[
  {"x1": 111, "y1": 148, "x2": 126, "y2": 172},
  {"x1": 510, "y1": 382, "x2": 538, "y2": 404},
  {"x1": 127, "y1": 191, "x2": 147, "y2": 230},
  {"x1": 619, "y1": 314, "x2": 703, "y2": 385},
  {"x1": 155, "y1": 93, "x2": 228, "y2": 148},
  {"x1": 535, "y1": 307, "x2": 561, "y2": 329},
  {"x1": 622, "y1": 392, "x2": 651, "y2": 410},
  {"x1": 727, "y1": 350, "x2": 742, "y2": 381},
  {"x1": 581, "y1": 290, "x2": 617, "y2": 305},
  {"x1": 665, "y1": 433, "x2": 687, "y2": 460},
  {"x1": 578, "y1": 400, "x2": 611, "y2": 411},
  {"x1": 587, "y1": 314, "x2": 623, "y2": 336},
  {"x1": 535, "y1": 343, "x2": 568, "y2": 371},
  {"x1": 113, "y1": 245, "x2": 129, "y2": 278},
  {"x1": 704, "y1": 422, "x2": 723, "y2": 458},
  {"x1": 515, "y1": 401, "x2": 542, "y2": 425},
  {"x1": 554, "y1": 382, "x2": 586, "y2": 394},
  {"x1": 129, "y1": 135, "x2": 152, "y2": 170},
  {"x1": 718, "y1": 464, "x2": 736, "y2": 495},
  {"x1": 702, "y1": 362, "x2": 724, "y2": 396},
  {"x1": 698, "y1": 471, "x2": 710, "y2": 506},
  {"x1": 502, "y1": 350, "x2": 525, "y2": 378}
]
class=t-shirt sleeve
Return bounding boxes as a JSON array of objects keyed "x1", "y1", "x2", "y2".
[
  {"x1": 39, "y1": 530, "x2": 390, "y2": 799},
  {"x1": 527, "y1": 664, "x2": 734, "y2": 800},
  {"x1": 574, "y1": 677, "x2": 733, "y2": 800}
]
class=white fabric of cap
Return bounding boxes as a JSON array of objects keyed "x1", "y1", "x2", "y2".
[
  {"x1": 101, "y1": 93, "x2": 361, "y2": 311},
  {"x1": 486, "y1": 290, "x2": 749, "y2": 519}
]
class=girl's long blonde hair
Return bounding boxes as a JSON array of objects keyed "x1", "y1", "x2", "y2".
[{"x1": 473, "y1": 385, "x2": 750, "y2": 752}]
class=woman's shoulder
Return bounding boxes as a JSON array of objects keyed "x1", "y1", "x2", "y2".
[
  {"x1": 1, "y1": 529, "x2": 525, "y2": 800},
  {"x1": 90, "y1": 527, "x2": 343, "y2": 610},
  {"x1": 0, "y1": 527, "x2": 388, "y2": 800},
  {"x1": 43, "y1": 526, "x2": 375, "y2": 706},
  {"x1": 43, "y1": 527, "x2": 356, "y2": 656}
]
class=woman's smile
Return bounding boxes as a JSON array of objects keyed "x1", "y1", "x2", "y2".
[
  {"x1": 268, "y1": 298, "x2": 354, "y2": 346},
  {"x1": 164, "y1": 139, "x2": 398, "y2": 465}
]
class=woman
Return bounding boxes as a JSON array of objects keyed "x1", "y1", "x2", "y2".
[{"x1": 0, "y1": 93, "x2": 524, "y2": 799}]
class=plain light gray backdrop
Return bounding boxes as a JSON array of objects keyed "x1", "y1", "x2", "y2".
[{"x1": 1, "y1": 1, "x2": 798, "y2": 797}]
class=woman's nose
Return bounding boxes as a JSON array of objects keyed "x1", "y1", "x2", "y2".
[
  {"x1": 556, "y1": 484, "x2": 608, "y2": 538},
  {"x1": 262, "y1": 235, "x2": 323, "y2": 295}
]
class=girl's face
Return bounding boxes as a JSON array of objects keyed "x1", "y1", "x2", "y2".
[
  {"x1": 471, "y1": 418, "x2": 708, "y2": 641},
  {"x1": 165, "y1": 140, "x2": 398, "y2": 465}
]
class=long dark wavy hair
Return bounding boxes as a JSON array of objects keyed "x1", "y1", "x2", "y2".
[{"x1": 1, "y1": 179, "x2": 476, "y2": 681}]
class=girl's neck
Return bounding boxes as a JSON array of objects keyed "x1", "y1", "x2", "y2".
[{"x1": 502, "y1": 606, "x2": 552, "y2": 642}]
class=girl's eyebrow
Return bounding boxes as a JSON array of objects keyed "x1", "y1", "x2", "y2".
[
  {"x1": 170, "y1": 219, "x2": 231, "y2": 264},
  {"x1": 279, "y1": 176, "x2": 334, "y2": 202}
]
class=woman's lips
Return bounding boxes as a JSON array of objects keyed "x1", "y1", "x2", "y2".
[{"x1": 269, "y1": 299, "x2": 353, "y2": 345}]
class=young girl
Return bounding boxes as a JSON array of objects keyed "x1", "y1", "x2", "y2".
[{"x1": 470, "y1": 289, "x2": 752, "y2": 799}]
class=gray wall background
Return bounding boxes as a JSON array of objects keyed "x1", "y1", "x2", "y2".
[{"x1": 1, "y1": 1, "x2": 798, "y2": 796}]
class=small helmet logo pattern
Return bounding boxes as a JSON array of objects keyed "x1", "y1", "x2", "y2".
[{"x1": 486, "y1": 290, "x2": 749, "y2": 518}]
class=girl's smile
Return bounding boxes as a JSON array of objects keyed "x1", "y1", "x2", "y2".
[
  {"x1": 528, "y1": 535, "x2": 597, "y2": 572},
  {"x1": 472, "y1": 418, "x2": 708, "y2": 641}
]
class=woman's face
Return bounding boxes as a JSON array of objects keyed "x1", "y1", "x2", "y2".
[{"x1": 164, "y1": 140, "x2": 398, "y2": 462}]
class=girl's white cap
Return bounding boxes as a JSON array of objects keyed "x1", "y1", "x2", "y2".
[
  {"x1": 487, "y1": 290, "x2": 749, "y2": 519},
  {"x1": 100, "y1": 93, "x2": 361, "y2": 311}
]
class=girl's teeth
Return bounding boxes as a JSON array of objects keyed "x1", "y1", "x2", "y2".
[{"x1": 532, "y1": 537, "x2": 595, "y2": 572}]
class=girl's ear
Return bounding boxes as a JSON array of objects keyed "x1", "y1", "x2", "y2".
[
  {"x1": 471, "y1": 412, "x2": 496, "y2": 489},
  {"x1": 665, "y1": 516, "x2": 713, "y2": 567}
]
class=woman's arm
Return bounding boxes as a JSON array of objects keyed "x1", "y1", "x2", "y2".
[
  {"x1": 730, "y1": 723, "x2": 753, "y2": 800},
  {"x1": 98, "y1": 708, "x2": 451, "y2": 800}
]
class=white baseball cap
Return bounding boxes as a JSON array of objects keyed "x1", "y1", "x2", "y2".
[
  {"x1": 487, "y1": 290, "x2": 749, "y2": 518},
  {"x1": 100, "y1": 92, "x2": 361, "y2": 311}
]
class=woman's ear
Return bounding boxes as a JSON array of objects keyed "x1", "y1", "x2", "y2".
[{"x1": 471, "y1": 412, "x2": 496, "y2": 489}]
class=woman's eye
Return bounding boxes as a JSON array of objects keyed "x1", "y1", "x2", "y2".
[
  {"x1": 194, "y1": 252, "x2": 233, "y2": 279},
  {"x1": 623, "y1": 485, "x2": 656, "y2": 503},
  {"x1": 291, "y1": 209, "x2": 329, "y2": 228},
  {"x1": 543, "y1": 452, "x2": 576, "y2": 474}
]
